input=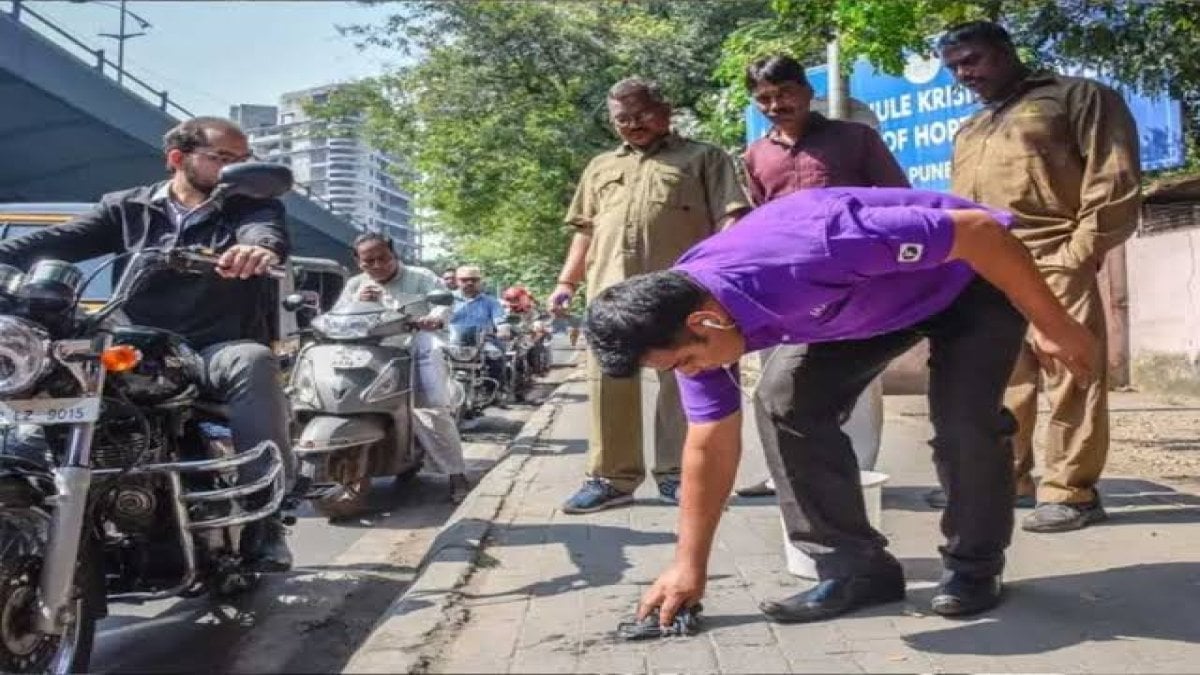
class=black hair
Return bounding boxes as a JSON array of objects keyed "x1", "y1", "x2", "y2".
[
  {"x1": 162, "y1": 116, "x2": 245, "y2": 155},
  {"x1": 584, "y1": 270, "x2": 707, "y2": 378},
  {"x1": 745, "y1": 54, "x2": 810, "y2": 91},
  {"x1": 352, "y1": 232, "x2": 395, "y2": 256},
  {"x1": 937, "y1": 20, "x2": 1015, "y2": 53}
]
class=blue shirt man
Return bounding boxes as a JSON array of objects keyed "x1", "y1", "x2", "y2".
[
  {"x1": 582, "y1": 187, "x2": 1098, "y2": 629},
  {"x1": 448, "y1": 265, "x2": 506, "y2": 339}
]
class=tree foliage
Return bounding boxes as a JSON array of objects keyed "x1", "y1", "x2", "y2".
[
  {"x1": 321, "y1": 0, "x2": 770, "y2": 296},
  {"x1": 327, "y1": 0, "x2": 1200, "y2": 288},
  {"x1": 706, "y1": 0, "x2": 1200, "y2": 166}
]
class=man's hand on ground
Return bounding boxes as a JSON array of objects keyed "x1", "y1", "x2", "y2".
[
  {"x1": 216, "y1": 245, "x2": 279, "y2": 279},
  {"x1": 637, "y1": 562, "x2": 706, "y2": 627}
]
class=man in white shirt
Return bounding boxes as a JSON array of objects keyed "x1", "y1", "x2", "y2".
[{"x1": 338, "y1": 233, "x2": 470, "y2": 503}]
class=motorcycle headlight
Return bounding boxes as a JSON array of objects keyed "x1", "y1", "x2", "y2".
[
  {"x1": 312, "y1": 314, "x2": 380, "y2": 339},
  {"x1": 0, "y1": 317, "x2": 50, "y2": 396}
]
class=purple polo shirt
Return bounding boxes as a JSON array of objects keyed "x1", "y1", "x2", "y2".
[{"x1": 674, "y1": 187, "x2": 1014, "y2": 423}]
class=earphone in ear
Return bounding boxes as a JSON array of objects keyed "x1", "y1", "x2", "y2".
[{"x1": 701, "y1": 319, "x2": 733, "y2": 331}]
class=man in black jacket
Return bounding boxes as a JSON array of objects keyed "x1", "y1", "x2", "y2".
[{"x1": 0, "y1": 116, "x2": 295, "y2": 571}]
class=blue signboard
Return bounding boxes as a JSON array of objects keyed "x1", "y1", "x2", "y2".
[{"x1": 746, "y1": 54, "x2": 1186, "y2": 192}]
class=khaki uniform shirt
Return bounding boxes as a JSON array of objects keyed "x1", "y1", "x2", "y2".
[
  {"x1": 951, "y1": 72, "x2": 1142, "y2": 265},
  {"x1": 565, "y1": 133, "x2": 751, "y2": 297}
]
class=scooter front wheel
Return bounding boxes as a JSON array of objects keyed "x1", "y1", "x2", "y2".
[{"x1": 312, "y1": 477, "x2": 372, "y2": 521}]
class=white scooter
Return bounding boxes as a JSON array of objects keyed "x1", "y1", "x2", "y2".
[{"x1": 286, "y1": 289, "x2": 454, "y2": 519}]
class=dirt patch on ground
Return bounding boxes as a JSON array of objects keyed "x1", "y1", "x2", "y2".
[{"x1": 1101, "y1": 393, "x2": 1200, "y2": 490}]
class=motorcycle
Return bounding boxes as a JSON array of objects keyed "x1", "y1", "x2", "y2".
[
  {"x1": 286, "y1": 289, "x2": 454, "y2": 520},
  {"x1": 0, "y1": 163, "x2": 295, "y2": 673},
  {"x1": 497, "y1": 313, "x2": 551, "y2": 404},
  {"x1": 443, "y1": 324, "x2": 501, "y2": 423}
]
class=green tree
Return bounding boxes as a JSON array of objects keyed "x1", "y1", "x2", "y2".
[
  {"x1": 320, "y1": 0, "x2": 771, "y2": 297},
  {"x1": 706, "y1": 0, "x2": 1199, "y2": 171}
]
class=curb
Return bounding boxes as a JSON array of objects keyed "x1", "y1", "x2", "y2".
[{"x1": 342, "y1": 374, "x2": 580, "y2": 674}]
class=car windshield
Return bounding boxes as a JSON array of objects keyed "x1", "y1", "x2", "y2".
[{"x1": 1, "y1": 222, "x2": 113, "y2": 301}]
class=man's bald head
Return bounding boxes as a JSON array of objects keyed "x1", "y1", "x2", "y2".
[{"x1": 456, "y1": 265, "x2": 484, "y2": 297}]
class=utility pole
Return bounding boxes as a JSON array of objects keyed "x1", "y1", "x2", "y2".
[
  {"x1": 93, "y1": 0, "x2": 150, "y2": 85},
  {"x1": 826, "y1": 35, "x2": 850, "y2": 120}
]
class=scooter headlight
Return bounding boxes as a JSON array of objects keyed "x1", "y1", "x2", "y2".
[
  {"x1": 312, "y1": 313, "x2": 380, "y2": 339},
  {"x1": 0, "y1": 317, "x2": 50, "y2": 396},
  {"x1": 288, "y1": 355, "x2": 320, "y2": 409}
]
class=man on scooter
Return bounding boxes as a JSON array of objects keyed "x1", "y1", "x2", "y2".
[
  {"x1": 0, "y1": 116, "x2": 295, "y2": 571},
  {"x1": 339, "y1": 234, "x2": 471, "y2": 504}
]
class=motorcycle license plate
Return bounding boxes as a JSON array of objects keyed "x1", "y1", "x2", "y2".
[
  {"x1": 329, "y1": 348, "x2": 372, "y2": 369},
  {"x1": 0, "y1": 397, "x2": 101, "y2": 425}
]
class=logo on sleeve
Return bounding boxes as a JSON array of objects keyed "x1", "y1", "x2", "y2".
[{"x1": 897, "y1": 243, "x2": 925, "y2": 263}]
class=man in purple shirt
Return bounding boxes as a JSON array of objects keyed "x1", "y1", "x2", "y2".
[
  {"x1": 735, "y1": 53, "x2": 911, "y2": 499},
  {"x1": 584, "y1": 187, "x2": 1098, "y2": 626}
]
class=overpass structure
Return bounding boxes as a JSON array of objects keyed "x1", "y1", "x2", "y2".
[{"x1": 0, "y1": 1, "x2": 360, "y2": 266}]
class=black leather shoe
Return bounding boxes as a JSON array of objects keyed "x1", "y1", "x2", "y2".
[
  {"x1": 247, "y1": 515, "x2": 293, "y2": 573},
  {"x1": 930, "y1": 571, "x2": 1002, "y2": 617},
  {"x1": 760, "y1": 567, "x2": 905, "y2": 623}
]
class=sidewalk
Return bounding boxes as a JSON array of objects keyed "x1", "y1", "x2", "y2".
[{"x1": 347, "y1": 374, "x2": 1200, "y2": 674}]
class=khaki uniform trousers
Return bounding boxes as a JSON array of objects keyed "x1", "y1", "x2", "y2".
[
  {"x1": 1006, "y1": 253, "x2": 1108, "y2": 504},
  {"x1": 585, "y1": 354, "x2": 686, "y2": 494}
]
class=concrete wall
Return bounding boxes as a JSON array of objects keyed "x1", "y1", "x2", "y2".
[{"x1": 1128, "y1": 225, "x2": 1200, "y2": 396}]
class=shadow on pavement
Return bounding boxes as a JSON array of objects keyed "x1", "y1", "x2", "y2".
[
  {"x1": 434, "y1": 518, "x2": 674, "y2": 601},
  {"x1": 903, "y1": 562, "x2": 1200, "y2": 655}
]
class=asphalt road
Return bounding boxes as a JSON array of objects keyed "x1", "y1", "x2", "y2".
[{"x1": 91, "y1": 336, "x2": 580, "y2": 674}]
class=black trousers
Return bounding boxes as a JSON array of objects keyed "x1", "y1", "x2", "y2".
[{"x1": 753, "y1": 279, "x2": 1026, "y2": 579}]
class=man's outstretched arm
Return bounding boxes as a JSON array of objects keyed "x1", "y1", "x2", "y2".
[
  {"x1": 637, "y1": 411, "x2": 743, "y2": 626},
  {"x1": 945, "y1": 209, "x2": 1099, "y2": 381}
]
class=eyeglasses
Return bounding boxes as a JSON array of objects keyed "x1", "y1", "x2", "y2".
[
  {"x1": 191, "y1": 148, "x2": 254, "y2": 165},
  {"x1": 610, "y1": 109, "x2": 660, "y2": 128},
  {"x1": 457, "y1": 277, "x2": 481, "y2": 282}
]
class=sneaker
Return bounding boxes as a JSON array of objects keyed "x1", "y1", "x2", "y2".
[
  {"x1": 561, "y1": 479, "x2": 634, "y2": 514},
  {"x1": 1021, "y1": 500, "x2": 1108, "y2": 533},
  {"x1": 658, "y1": 477, "x2": 681, "y2": 505}
]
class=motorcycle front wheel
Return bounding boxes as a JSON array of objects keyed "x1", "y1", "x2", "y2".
[{"x1": 0, "y1": 500, "x2": 95, "y2": 674}]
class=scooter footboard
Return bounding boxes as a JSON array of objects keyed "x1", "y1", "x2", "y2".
[{"x1": 293, "y1": 415, "x2": 387, "y2": 457}]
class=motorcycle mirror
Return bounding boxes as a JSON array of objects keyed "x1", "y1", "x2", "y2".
[
  {"x1": 425, "y1": 289, "x2": 454, "y2": 306},
  {"x1": 214, "y1": 162, "x2": 294, "y2": 200}
]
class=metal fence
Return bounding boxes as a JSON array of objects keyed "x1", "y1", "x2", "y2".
[{"x1": 8, "y1": 0, "x2": 193, "y2": 118}]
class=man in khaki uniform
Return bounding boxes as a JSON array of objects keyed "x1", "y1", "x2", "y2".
[
  {"x1": 940, "y1": 21, "x2": 1141, "y2": 532},
  {"x1": 552, "y1": 77, "x2": 751, "y2": 513}
]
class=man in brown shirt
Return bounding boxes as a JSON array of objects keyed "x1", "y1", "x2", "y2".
[
  {"x1": 942, "y1": 21, "x2": 1141, "y2": 532},
  {"x1": 553, "y1": 77, "x2": 751, "y2": 513},
  {"x1": 735, "y1": 54, "x2": 910, "y2": 499}
]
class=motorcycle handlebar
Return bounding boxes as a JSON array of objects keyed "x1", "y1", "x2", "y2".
[{"x1": 170, "y1": 248, "x2": 286, "y2": 279}]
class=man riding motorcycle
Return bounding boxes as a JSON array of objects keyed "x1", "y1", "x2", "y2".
[
  {"x1": 449, "y1": 265, "x2": 509, "y2": 386},
  {"x1": 0, "y1": 116, "x2": 296, "y2": 571},
  {"x1": 501, "y1": 284, "x2": 551, "y2": 377},
  {"x1": 337, "y1": 234, "x2": 471, "y2": 504}
]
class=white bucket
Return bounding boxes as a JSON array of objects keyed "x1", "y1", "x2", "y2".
[{"x1": 781, "y1": 470, "x2": 890, "y2": 579}]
